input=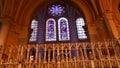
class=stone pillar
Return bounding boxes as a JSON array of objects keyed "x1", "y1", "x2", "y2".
[
  {"x1": 103, "y1": 12, "x2": 119, "y2": 40},
  {"x1": 0, "y1": 18, "x2": 10, "y2": 45}
]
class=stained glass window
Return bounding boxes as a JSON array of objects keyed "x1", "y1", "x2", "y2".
[
  {"x1": 46, "y1": 18, "x2": 56, "y2": 41},
  {"x1": 76, "y1": 18, "x2": 87, "y2": 39},
  {"x1": 48, "y1": 5, "x2": 64, "y2": 16},
  {"x1": 29, "y1": 2, "x2": 89, "y2": 43},
  {"x1": 29, "y1": 19, "x2": 38, "y2": 42},
  {"x1": 58, "y1": 17, "x2": 70, "y2": 41}
]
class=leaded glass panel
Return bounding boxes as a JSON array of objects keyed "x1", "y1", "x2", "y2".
[
  {"x1": 46, "y1": 18, "x2": 56, "y2": 41},
  {"x1": 58, "y1": 17, "x2": 70, "y2": 41}
]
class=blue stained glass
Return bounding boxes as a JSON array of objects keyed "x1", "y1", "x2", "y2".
[
  {"x1": 48, "y1": 5, "x2": 64, "y2": 16},
  {"x1": 46, "y1": 18, "x2": 56, "y2": 41},
  {"x1": 58, "y1": 17, "x2": 70, "y2": 41}
]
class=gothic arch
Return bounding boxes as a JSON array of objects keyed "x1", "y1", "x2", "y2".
[
  {"x1": 2, "y1": 0, "x2": 97, "y2": 44},
  {"x1": 19, "y1": 0, "x2": 95, "y2": 26},
  {"x1": 99, "y1": 0, "x2": 120, "y2": 39},
  {"x1": 72, "y1": 0, "x2": 94, "y2": 23},
  {"x1": 27, "y1": 0, "x2": 95, "y2": 42}
]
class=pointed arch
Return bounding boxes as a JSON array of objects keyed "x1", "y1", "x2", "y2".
[
  {"x1": 29, "y1": 47, "x2": 36, "y2": 61},
  {"x1": 46, "y1": 18, "x2": 56, "y2": 41},
  {"x1": 58, "y1": 17, "x2": 70, "y2": 41}
]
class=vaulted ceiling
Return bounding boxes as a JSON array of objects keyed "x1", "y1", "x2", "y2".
[
  {"x1": 1, "y1": 0, "x2": 119, "y2": 24},
  {"x1": 1, "y1": 0, "x2": 100, "y2": 25}
]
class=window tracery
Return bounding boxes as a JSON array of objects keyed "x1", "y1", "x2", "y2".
[
  {"x1": 48, "y1": 4, "x2": 65, "y2": 16},
  {"x1": 29, "y1": 3, "x2": 89, "y2": 43}
]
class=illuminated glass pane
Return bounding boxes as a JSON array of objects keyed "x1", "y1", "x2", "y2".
[
  {"x1": 76, "y1": 18, "x2": 85, "y2": 26},
  {"x1": 46, "y1": 18, "x2": 56, "y2": 41},
  {"x1": 58, "y1": 17, "x2": 70, "y2": 41},
  {"x1": 48, "y1": 5, "x2": 65, "y2": 16},
  {"x1": 29, "y1": 19, "x2": 38, "y2": 42},
  {"x1": 76, "y1": 18, "x2": 87, "y2": 39}
]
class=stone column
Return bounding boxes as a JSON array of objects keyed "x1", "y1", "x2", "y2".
[
  {"x1": 103, "y1": 12, "x2": 119, "y2": 40},
  {"x1": 0, "y1": 18, "x2": 10, "y2": 45}
]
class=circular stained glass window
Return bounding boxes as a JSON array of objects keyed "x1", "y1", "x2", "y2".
[{"x1": 48, "y1": 5, "x2": 65, "y2": 16}]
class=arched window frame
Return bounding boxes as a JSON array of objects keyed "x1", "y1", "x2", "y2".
[
  {"x1": 29, "y1": 2, "x2": 90, "y2": 44},
  {"x1": 58, "y1": 17, "x2": 70, "y2": 41},
  {"x1": 45, "y1": 18, "x2": 56, "y2": 41}
]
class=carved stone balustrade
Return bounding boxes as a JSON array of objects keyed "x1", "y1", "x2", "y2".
[{"x1": 0, "y1": 39, "x2": 120, "y2": 68}]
